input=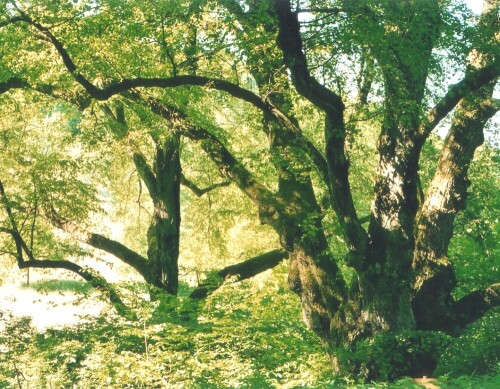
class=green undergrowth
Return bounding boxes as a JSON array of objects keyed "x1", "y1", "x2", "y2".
[
  {"x1": 1, "y1": 266, "x2": 499, "y2": 388},
  {"x1": 22, "y1": 279, "x2": 93, "y2": 294}
]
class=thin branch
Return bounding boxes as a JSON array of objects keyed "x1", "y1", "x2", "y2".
[
  {"x1": 181, "y1": 174, "x2": 231, "y2": 197},
  {"x1": 296, "y1": 7, "x2": 343, "y2": 14}
]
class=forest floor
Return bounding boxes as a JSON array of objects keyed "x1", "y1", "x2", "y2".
[
  {"x1": 0, "y1": 267, "x2": 106, "y2": 332},
  {"x1": 0, "y1": 265, "x2": 498, "y2": 388}
]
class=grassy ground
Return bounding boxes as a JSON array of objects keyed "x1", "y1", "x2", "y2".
[{"x1": 0, "y1": 264, "x2": 498, "y2": 388}]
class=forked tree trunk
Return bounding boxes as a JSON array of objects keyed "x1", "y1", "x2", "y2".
[{"x1": 270, "y1": 0, "x2": 500, "y2": 361}]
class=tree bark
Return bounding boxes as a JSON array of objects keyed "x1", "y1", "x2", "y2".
[
  {"x1": 146, "y1": 134, "x2": 182, "y2": 295},
  {"x1": 412, "y1": 83, "x2": 498, "y2": 331}
]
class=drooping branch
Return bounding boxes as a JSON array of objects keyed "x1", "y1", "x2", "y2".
[
  {"x1": 190, "y1": 249, "x2": 288, "y2": 298},
  {"x1": 50, "y1": 218, "x2": 151, "y2": 283},
  {"x1": 0, "y1": 228, "x2": 136, "y2": 320},
  {"x1": 181, "y1": 174, "x2": 231, "y2": 197},
  {"x1": 0, "y1": 183, "x2": 135, "y2": 319}
]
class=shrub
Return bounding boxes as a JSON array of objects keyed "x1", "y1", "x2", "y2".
[
  {"x1": 435, "y1": 309, "x2": 499, "y2": 377},
  {"x1": 335, "y1": 330, "x2": 452, "y2": 381}
]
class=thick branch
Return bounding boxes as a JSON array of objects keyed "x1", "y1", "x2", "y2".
[
  {"x1": 419, "y1": 62, "x2": 500, "y2": 139},
  {"x1": 190, "y1": 249, "x2": 288, "y2": 298},
  {"x1": 54, "y1": 221, "x2": 151, "y2": 282},
  {"x1": 412, "y1": 67, "x2": 498, "y2": 330},
  {"x1": 0, "y1": 76, "x2": 91, "y2": 109},
  {"x1": 181, "y1": 126, "x2": 280, "y2": 213},
  {"x1": 10, "y1": 15, "x2": 331, "y2": 188},
  {"x1": 131, "y1": 151, "x2": 157, "y2": 198},
  {"x1": 273, "y1": 0, "x2": 367, "y2": 259},
  {"x1": 452, "y1": 283, "x2": 500, "y2": 332},
  {"x1": 273, "y1": 0, "x2": 343, "y2": 116},
  {"x1": 126, "y1": 92, "x2": 282, "y2": 215},
  {"x1": 0, "y1": 77, "x2": 29, "y2": 94},
  {"x1": 9, "y1": 13, "x2": 271, "y2": 110},
  {"x1": 4, "y1": 19, "x2": 331, "y2": 202}
]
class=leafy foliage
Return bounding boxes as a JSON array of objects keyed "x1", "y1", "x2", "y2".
[
  {"x1": 335, "y1": 330, "x2": 452, "y2": 382},
  {"x1": 436, "y1": 308, "x2": 500, "y2": 377},
  {"x1": 0, "y1": 0, "x2": 499, "y2": 385}
]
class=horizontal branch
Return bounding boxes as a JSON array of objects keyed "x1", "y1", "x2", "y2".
[
  {"x1": 9, "y1": 14, "x2": 331, "y2": 189},
  {"x1": 452, "y1": 283, "x2": 500, "y2": 333},
  {"x1": 0, "y1": 77, "x2": 29, "y2": 94},
  {"x1": 190, "y1": 249, "x2": 288, "y2": 298},
  {"x1": 181, "y1": 174, "x2": 231, "y2": 197},
  {"x1": 0, "y1": 75, "x2": 91, "y2": 109}
]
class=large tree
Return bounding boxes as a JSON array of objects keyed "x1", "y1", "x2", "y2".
[{"x1": 1, "y1": 0, "x2": 498, "y2": 378}]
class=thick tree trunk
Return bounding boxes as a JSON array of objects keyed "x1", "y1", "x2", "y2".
[
  {"x1": 363, "y1": 129, "x2": 421, "y2": 333},
  {"x1": 146, "y1": 134, "x2": 182, "y2": 295}
]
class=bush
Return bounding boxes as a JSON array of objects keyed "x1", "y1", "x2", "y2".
[
  {"x1": 435, "y1": 309, "x2": 499, "y2": 377},
  {"x1": 335, "y1": 330, "x2": 452, "y2": 382}
]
